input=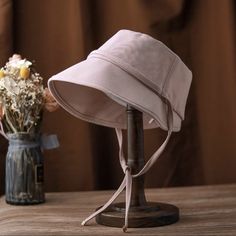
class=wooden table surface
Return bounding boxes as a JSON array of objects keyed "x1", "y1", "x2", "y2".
[{"x1": 0, "y1": 184, "x2": 236, "y2": 235}]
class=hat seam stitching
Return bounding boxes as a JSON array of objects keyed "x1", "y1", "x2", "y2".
[
  {"x1": 161, "y1": 57, "x2": 183, "y2": 120},
  {"x1": 88, "y1": 51, "x2": 163, "y2": 95}
]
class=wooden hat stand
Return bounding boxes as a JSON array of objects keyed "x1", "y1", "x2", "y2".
[{"x1": 96, "y1": 105, "x2": 179, "y2": 228}]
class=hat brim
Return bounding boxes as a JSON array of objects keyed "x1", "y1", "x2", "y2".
[{"x1": 48, "y1": 57, "x2": 181, "y2": 131}]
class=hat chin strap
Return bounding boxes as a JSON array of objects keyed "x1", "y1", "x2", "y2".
[{"x1": 81, "y1": 105, "x2": 173, "y2": 232}]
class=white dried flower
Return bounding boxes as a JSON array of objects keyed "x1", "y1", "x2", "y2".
[{"x1": 7, "y1": 59, "x2": 32, "y2": 69}]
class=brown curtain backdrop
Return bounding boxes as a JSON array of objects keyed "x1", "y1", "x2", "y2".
[
  {"x1": 0, "y1": 0, "x2": 12, "y2": 195},
  {"x1": 0, "y1": 0, "x2": 236, "y2": 195}
]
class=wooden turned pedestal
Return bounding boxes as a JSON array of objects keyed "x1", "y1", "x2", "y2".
[{"x1": 96, "y1": 105, "x2": 179, "y2": 228}]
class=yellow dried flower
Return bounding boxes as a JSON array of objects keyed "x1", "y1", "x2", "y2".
[
  {"x1": 0, "y1": 70, "x2": 5, "y2": 78},
  {"x1": 20, "y1": 67, "x2": 30, "y2": 79}
]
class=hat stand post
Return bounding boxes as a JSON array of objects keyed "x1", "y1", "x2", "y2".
[{"x1": 95, "y1": 105, "x2": 179, "y2": 228}]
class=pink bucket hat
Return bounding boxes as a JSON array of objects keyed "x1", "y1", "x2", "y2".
[
  {"x1": 48, "y1": 29, "x2": 191, "y2": 132},
  {"x1": 48, "y1": 29, "x2": 192, "y2": 231}
]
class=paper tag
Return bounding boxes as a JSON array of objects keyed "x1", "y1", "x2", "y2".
[{"x1": 41, "y1": 134, "x2": 59, "y2": 150}]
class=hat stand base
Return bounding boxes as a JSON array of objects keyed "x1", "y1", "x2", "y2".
[
  {"x1": 95, "y1": 105, "x2": 179, "y2": 229},
  {"x1": 96, "y1": 202, "x2": 179, "y2": 228}
]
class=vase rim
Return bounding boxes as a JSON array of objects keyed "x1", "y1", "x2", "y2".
[{"x1": 7, "y1": 132, "x2": 40, "y2": 140}]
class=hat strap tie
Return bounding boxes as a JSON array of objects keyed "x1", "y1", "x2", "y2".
[{"x1": 82, "y1": 106, "x2": 173, "y2": 232}]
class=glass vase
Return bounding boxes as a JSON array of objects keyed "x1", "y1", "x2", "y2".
[{"x1": 5, "y1": 132, "x2": 45, "y2": 205}]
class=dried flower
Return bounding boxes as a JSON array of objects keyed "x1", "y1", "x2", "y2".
[
  {"x1": 0, "y1": 104, "x2": 4, "y2": 120},
  {"x1": 9, "y1": 54, "x2": 22, "y2": 62},
  {"x1": 0, "y1": 70, "x2": 4, "y2": 78},
  {"x1": 20, "y1": 67, "x2": 30, "y2": 79},
  {"x1": 44, "y1": 88, "x2": 59, "y2": 112},
  {"x1": 0, "y1": 54, "x2": 58, "y2": 133}
]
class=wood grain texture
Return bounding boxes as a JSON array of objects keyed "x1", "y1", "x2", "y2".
[{"x1": 0, "y1": 184, "x2": 236, "y2": 235}]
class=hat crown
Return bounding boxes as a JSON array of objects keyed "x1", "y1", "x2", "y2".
[
  {"x1": 94, "y1": 30, "x2": 175, "y2": 92},
  {"x1": 90, "y1": 30, "x2": 191, "y2": 120}
]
